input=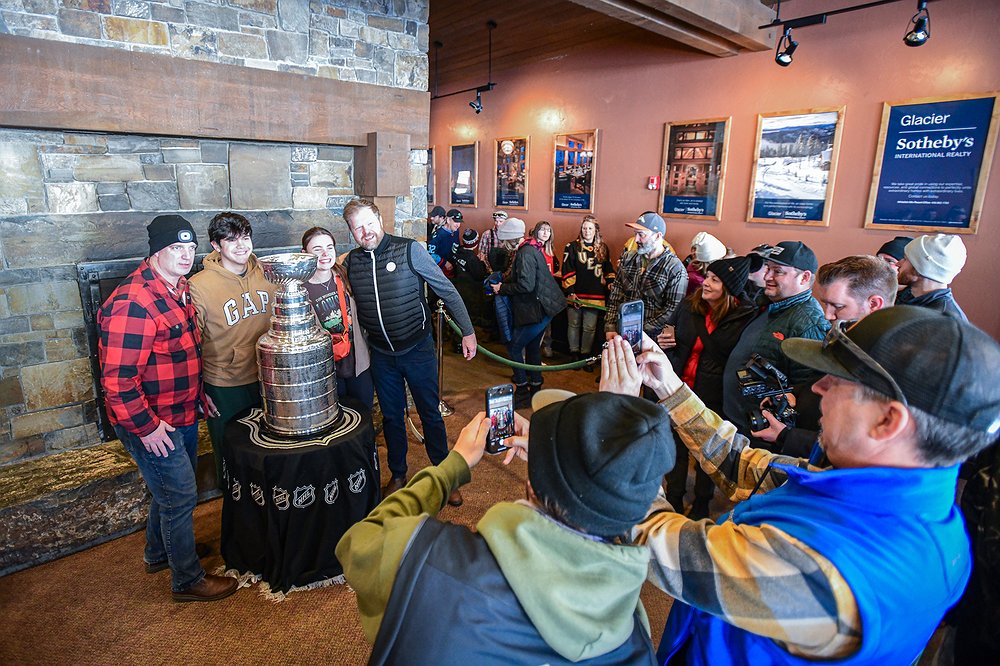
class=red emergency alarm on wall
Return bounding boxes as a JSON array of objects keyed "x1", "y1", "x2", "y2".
[{"x1": 647, "y1": 176, "x2": 660, "y2": 190}]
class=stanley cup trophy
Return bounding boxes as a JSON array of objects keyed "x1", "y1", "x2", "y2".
[{"x1": 256, "y1": 253, "x2": 340, "y2": 436}]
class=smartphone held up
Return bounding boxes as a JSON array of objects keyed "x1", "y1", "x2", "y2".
[
  {"x1": 618, "y1": 300, "x2": 644, "y2": 353},
  {"x1": 485, "y1": 384, "x2": 515, "y2": 454}
]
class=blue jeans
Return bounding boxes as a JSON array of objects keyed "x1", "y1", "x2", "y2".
[
  {"x1": 116, "y1": 422, "x2": 204, "y2": 592},
  {"x1": 506, "y1": 315, "x2": 552, "y2": 385},
  {"x1": 567, "y1": 306, "x2": 600, "y2": 355},
  {"x1": 369, "y1": 336, "x2": 449, "y2": 479}
]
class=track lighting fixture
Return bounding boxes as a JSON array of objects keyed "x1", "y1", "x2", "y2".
[
  {"x1": 775, "y1": 27, "x2": 798, "y2": 67},
  {"x1": 762, "y1": 0, "x2": 933, "y2": 67},
  {"x1": 430, "y1": 20, "x2": 497, "y2": 114},
  {"x1": 903, "y1": 0, "x2": 930, "y2": 47}
]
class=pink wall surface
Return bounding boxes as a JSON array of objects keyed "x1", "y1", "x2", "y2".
[{"x1": 429, "y1": 0, "x2": 1000, "y2": 336}]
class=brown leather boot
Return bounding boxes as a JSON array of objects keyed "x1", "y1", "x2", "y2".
[
  {"x1": 171, "y1": 574, "x2": 238, "y2": 603},
  {"x1": 382, "y1": 476, "x2": 407, "y2": 497},
  {"x1": 447, "y1": 488, "x2": 464, "y2": 507}
]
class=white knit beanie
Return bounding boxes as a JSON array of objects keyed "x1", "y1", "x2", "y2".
[
  {"x1": 904, "y1": 234, "x2": 967, "y2": 284},
  {"x1": 691, "y1": 232, "x2": 726, "y2": 263},
  {"x1": 498, "y1": 217, "x2": 526, "y2": 241}
]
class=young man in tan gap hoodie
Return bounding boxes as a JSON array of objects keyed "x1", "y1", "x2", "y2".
[{"x1": 189, "y1": 213, "x2": 275, "y2": 488}]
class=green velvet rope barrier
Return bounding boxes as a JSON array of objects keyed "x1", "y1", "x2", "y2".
[{"x1": 444, "y1": 316, "x2": 599, "y2": 372}]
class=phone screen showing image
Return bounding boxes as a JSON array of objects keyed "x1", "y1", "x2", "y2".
[
  {"x1": 485, "y1": 384, "x2": 515, "y2": 454},
  {"x1": 619, "y1": 300, "x2": 644, "y2": 353}
]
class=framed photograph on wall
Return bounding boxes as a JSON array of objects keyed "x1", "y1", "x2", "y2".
[
  {"x1": 449, "y1": 142, "x2": 479, "y2": 207},
  {"x1": 864, "y1": 93, "x2": 999, "y2": 234},
  {"x1": 426, "y1": 146, "x2": 435, "y2": 205},
  {"x1": 747, "y1": 107, "x2": 845, "y2": 226},
  {"x1": 660, "y1": 118, "x2": 731, "y2": 220},
  {"x1": 495, "y1": 136, "x2": 529, "y2": 209},
  {"x1": 552, "y1": 129, "x2": 598, "y2": 212}
]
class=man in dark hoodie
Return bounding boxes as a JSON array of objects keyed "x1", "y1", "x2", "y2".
[{"x1": 336, "y1": 390, "x2": 675, "y2": 664}]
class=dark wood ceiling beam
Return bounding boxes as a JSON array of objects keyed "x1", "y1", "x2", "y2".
[
  {"x1": 633, "y1": 0, "x2": 777, "y2": 51},
  {"x1": 566, "y1": 0, "x2": 742, "y2": 56}
]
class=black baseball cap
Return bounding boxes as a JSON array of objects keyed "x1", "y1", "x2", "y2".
[
  {"x1": 766, "y1": 240, "x2": 818, "y2": 273},
  {"x1": 746, "y1": 252, "x2": 766, "y2": 273},
  {"x1": 430, "y1": 205, "x2": 447, "y2": 218},
  {"x1": 782, "y1": 306, "x2": 1000, "y2": 434},
  {"x1": 877, "y1": 235, "x2": 913, "y2": 261},
  {"x1": 446, "y1": 208, "x2": 463, "y2": 221}
]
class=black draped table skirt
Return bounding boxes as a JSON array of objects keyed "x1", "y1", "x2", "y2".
[{"x1": 221, "y1": 399, "x2": 380, "y2": 593}]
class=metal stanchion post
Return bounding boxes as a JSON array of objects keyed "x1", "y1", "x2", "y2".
[{"x1": 435, "y1": 299, "x2": 454, "y2": 417}]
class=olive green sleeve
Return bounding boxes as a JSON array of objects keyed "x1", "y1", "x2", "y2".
[{"x1": 335, "y1": 451, "x2": 472, "y2": 643}]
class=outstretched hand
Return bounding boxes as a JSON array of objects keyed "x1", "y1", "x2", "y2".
[
  {"x1": 634, "y1": 331, "x2": 684, "y2": 399},
  {"x1": 600, "y1": 336, "x2": 643, "y2": 397},
  {"x1": 502, "y1": 411, "x2": 531, "y2": 465},
  {"x1": 453, "y1": 412, "x2": 491, "y2": 470}
]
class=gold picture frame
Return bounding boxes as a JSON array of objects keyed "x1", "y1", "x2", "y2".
[
  {"x1": 747, "y1": 107, "x2": 845, "y2": 227},
  {"x1": 660, "y1": 117, "x2": 731, "y2": 221},
  {"x1": 449, "y1": 142, "x2": 479, "y2": 208},
  {"x1": 864, "y1": 92, "x2": 999, "y2": 235},
  {"x1": 494, "y1": 136, "x2": 529, "y2": 210},
  {"x1": 552, "y1": 129, "x2": 598, "y2": 213}
]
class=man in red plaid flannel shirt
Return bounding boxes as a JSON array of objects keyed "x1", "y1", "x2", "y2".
[{"x1": 98, "y1": 214, "x2": 237, "y2": 603}]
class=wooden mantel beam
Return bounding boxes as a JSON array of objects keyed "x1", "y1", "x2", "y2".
[{"x1": 0, "y1": 34, "x2": 429, "y2": 147}]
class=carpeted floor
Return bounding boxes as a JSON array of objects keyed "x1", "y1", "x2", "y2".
[{"x1": 0, "y1": 342, "x2": 691, "y2": 664}]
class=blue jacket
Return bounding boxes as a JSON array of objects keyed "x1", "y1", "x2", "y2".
[
  {"x1": 659, "y1": 463, "x2": 971, "y2": 665},
  {"x1": 428, "y1": 226, "x2": 460, "y2": 267}
]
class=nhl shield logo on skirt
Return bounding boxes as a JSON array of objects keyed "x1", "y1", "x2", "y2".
[
  {"x1": 273, "y1": 486, "x2": 290, "y2": 510},
  {"x1": 349, "y1": 469, "x2": 366, "y2": 493},
  {"x1": 250, "y1": 482, "x2": 265, "y2": 506},
  {"x1": 293, "y1": 485, "x2": 316, "y2": 509},
  {"x1": 324, "y1": 479, "x2": 340, "y2": 505}
]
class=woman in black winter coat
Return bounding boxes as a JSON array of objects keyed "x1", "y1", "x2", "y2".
[
  {"x1": 491, "y1": 223, "x2": 567, "y2": 407},
  {"x1": 659, "y1": 256, "x2": 756, "y2": 519}
]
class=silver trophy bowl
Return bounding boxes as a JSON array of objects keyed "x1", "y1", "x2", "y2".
[
  {"x1": 256, "y1": 252, "x2": 340, "y2": 438},
  {"x1": 258, "y1": 252, "x2": 317, "y2": 287}
]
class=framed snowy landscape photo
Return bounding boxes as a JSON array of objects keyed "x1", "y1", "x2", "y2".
[{"x1": 748, "y1": 107, "x2": 845, "y2": 226}]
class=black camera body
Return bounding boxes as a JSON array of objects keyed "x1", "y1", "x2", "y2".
[{"x1": 737, "y1": 354, "x2": 798, "y2": 431}]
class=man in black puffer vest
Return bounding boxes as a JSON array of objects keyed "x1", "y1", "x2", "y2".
[
  {"x1": 344, "y1": 199, "x2": 477, "y2": 507},
  {"x1": 337, "y1": 390, "x2": 676, "y2": 665}
]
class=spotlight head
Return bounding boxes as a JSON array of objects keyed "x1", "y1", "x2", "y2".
[
  {"x1": 904, "y1": 0, "x2": 930, "y2": 47},
  {"x1": 775, "y1": 27, "x2": 798, "y2": 67},
  {"x1": 469, "y1": 94, "x2": 483, "y2": 114},
  {"x1": 904, "y1": 16, "x2": 930, "y2": 47}
]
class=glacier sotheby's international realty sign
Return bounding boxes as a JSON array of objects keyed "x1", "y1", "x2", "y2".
[{"x1": 865, "y1": 93, "x2": 999, "y2": 235}]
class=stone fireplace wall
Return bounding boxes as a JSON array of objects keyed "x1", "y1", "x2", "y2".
[
  {"x1": 0, "y1": 0, "x2": 428, "y2": 90},
  {"x1": 0, "y1": 0, "x2": 430, "y2": 466}
]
